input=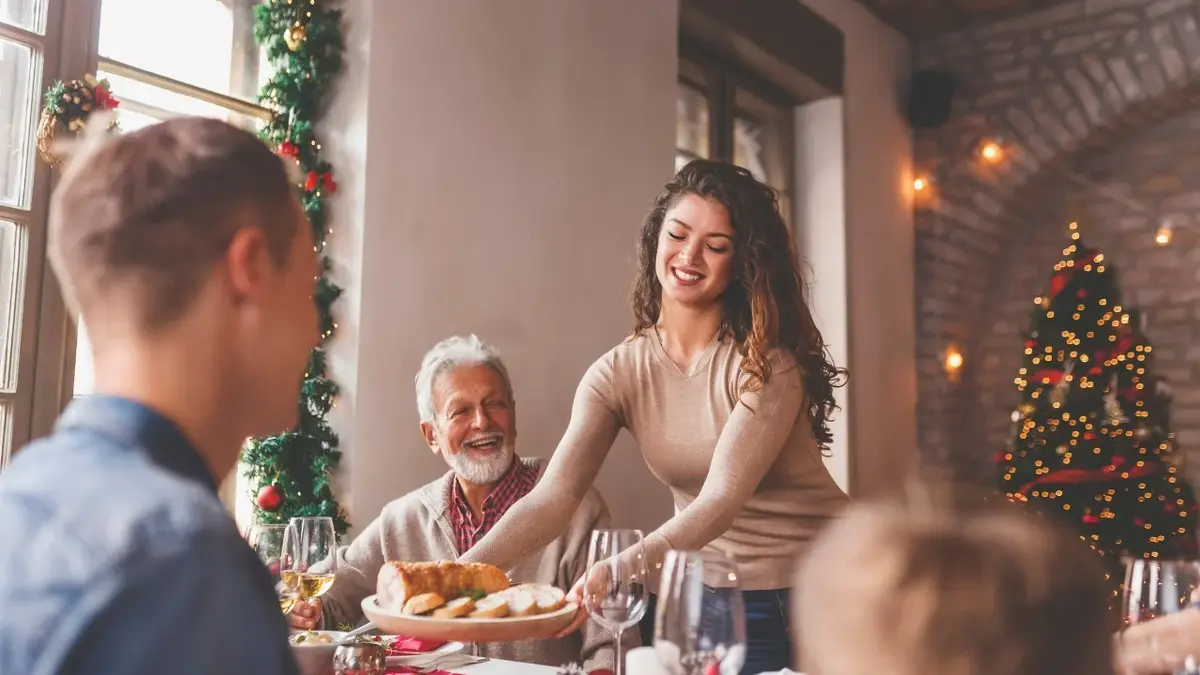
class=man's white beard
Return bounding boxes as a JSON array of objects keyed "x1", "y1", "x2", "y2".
[{"x1": 449, "y1": 443, "x2": 514, "y2": 484}]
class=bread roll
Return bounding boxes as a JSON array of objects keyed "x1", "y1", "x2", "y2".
[
  {"x1": 432, "y1": 596, "x2": 475, "y2": 619},
  {"x1": 468, "y1": 595, "x2": 510, "y2": 619},
  {"x1": 377, "y1": 561, "x2": 510, "y2": 613},
  {"x1": 507, "y1": 589, "x2": 539, "y2": 617},
  {"x1": 402, "y1": 592, "x2": 446, "y2": 615}
]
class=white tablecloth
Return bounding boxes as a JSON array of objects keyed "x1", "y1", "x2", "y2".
[{"x1": 458, "y1": 659, "x2": 561, "y2": 675}]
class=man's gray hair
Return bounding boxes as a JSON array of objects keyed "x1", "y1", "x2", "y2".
[{"x1": 415, "y1": 334, "x2": 513, "y2": 423}]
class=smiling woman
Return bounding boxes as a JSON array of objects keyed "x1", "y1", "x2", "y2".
[{"x1": 457, "y1": 159, "x2": 850, "y2": 675}]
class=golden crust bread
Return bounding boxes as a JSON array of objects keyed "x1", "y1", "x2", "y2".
[
  {"x1": 506, "y1": 589, "x2": 539, "y2": 617},
  {"x1": 402, "y1": 592, "x2": 445, "y2": 615},
  {"x1": 431, "y1": 596, "x2": 475, "y2": 618},
  {"x1": 376, "y1": 562, "x2": 573, "y2": 621},
  {"x1": 468, "y1": 595, "x2": 510, "y2": 619},
  {"x1": 377, "y1": 561, "x2": 510, "y2": 613}
]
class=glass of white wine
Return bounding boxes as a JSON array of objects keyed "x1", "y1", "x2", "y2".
[
  {"x1": 285, "y1": 516, "x2": 338, "y2": 602},
  {"x1": 246, "y1": 523, "x2": 301, "y2": 615}
]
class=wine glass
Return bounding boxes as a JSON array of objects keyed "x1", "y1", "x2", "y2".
[
  {"x1": 583, "y1": 529, "x2": 649, "y2": 675},
  {"x1": 289, "y1": 516, "x2": 339, "y2": 603},
  {"x1": 653, "y1": 550, "x2": 746, "y2": 675},
  {"x1": 1121, "y1": 558, "x2": 1200, "y2": 675},
  {"x1": 246, "y1": 523, "x2": 301, "y2": 615}
]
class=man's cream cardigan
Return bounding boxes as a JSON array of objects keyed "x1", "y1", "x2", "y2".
[{"x1": 320, "y1": 457, "x2": 618, "y2": 670}]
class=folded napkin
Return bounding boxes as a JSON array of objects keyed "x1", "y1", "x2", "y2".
[
  {"x1": 387, "y1": 637, "x2": 448, "y2": 654},
  {"x1": 626, "y1": 647, "x2": 668, "y2": 675},
  {"x1": 385, "y1": 668, "x2": 455, "y2": 675}
]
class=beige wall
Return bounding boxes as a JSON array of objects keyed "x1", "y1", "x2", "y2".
[
  {"x1": 798, "y1": 0, "x2": 918, "y2": 496},
  {"x1": 329, "y1": 0, "x2": 679, "y2": 536},
  {"x1": 325, "y1": 0, "x2": 917, "y2": 538}
]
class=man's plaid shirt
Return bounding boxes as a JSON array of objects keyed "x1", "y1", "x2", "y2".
[{"x1": 447, "y1": 456, "x2": 539, "y2": 554}]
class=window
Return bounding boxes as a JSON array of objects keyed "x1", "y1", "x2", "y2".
[
  {"x1": 0, "y1": 0, "x2": 50, "y2": 466},
  {"x1": 675, "y1": 51, "x2": 796, "y2": 221},
  {"x1": 70, "y1": 0, "x2": 274, "y2": 398}
]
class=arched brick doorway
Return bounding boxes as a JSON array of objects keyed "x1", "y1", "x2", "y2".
[{"x1": 914, "y1": 2, "x2": 1200, "y2": 481}]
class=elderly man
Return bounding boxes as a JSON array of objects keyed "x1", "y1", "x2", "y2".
[{"x1": 290, "y1": 335, "x2": 614, "y2": 670}]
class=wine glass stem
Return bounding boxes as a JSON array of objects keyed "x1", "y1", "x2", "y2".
[{"x1": 614, "y1": 628, "x2": 623, "y2": 675}]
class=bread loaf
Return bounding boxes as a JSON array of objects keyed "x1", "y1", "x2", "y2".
[{"x1": 377, "y1": 561, "x2": 510, "y2": 613}]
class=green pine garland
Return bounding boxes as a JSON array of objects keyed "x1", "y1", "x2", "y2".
[{"x1": 240, "y1": 0, "x2": 349, "y2": 534}]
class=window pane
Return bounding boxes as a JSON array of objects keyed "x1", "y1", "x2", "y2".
[
  {"x1": 73, "y1": 320, "x2": 93, "y2": 397},
  {"x1": 677, "y1": 82, "x2": 709, "y2": 159},
  {"x1": 733, "y1": 117, "x2": 770, "y2": 184},
  {"x1": 0, "y1": 399, "x2": 11, "y2": 468},
  {"x1": 99, "y1": 0, "x2": 271, "y2": 102},
  {"x1": 0, "y1": 0, "x2": 48, "y2": 34},
  {"x1": 733, "y1": 87, "x2": 792, "y2": 194},
  {"x1": 0, "y1": 219, "x2": 26, "y2": 393},
  {"x1": 0, "y1": 37, "x2": 37, "y2": 209},
  {"x1": 98, "y1": 69, "x2": 266, "y2": 133}
]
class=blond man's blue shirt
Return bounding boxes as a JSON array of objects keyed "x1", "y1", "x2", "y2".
[{"x1": 0, "y1": 395, "x2": 298, "y2": 675}]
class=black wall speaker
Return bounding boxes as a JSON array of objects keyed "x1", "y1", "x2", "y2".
[{"x1": 907, "y1": 70, "x2": 957, "y2": 129}]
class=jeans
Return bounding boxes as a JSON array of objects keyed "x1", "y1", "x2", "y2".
[{"x1": 639, "y1": 588, "x2": 793, "y2": 675}]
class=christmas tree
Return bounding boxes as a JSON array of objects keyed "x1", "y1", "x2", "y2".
[{"x1": 998, "y1": 222, "x2": 1198, "y2": 576}]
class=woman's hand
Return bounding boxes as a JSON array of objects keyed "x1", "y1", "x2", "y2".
[{"x1": 553, "y1": 561, "x2": 615, "y2": 638}]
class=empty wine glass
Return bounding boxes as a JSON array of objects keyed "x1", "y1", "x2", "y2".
[
  {"x1": 1121, "y1": 558, "x2": 1200, "y2": 675},
  {"x1": 583, "y1": 529, "x2": 648, "y2": 675},
  {"x1": 246, "y1": 522, "x2": 300, "y2": 615},
  {"x1": 653, "y1": 550, "x2": 746, "y2": 675},
  {"x1": 289, "y1": 516, "x2": 339, "y2": 603}
]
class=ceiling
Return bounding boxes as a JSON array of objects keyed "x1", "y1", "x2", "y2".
[{"x1": 856, "y1": 0, "x2": 1079, "y2": 37}]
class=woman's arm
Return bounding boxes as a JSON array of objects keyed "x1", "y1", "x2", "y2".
[
  {"x1": 1117, "y1": 610, "x2": 1200, "y2": 675},
  {"x1": 637, "y1": 360, "x2": 805, "y2": 571},
  {"x1": 457, "y1": 358, "x2": 623, "y2": 570}
]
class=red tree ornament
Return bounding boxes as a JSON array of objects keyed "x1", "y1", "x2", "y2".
[{"x1": 256, "y1": 484, "x2": 284, "y2": 512}]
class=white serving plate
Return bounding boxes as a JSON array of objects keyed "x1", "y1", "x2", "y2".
[{"x1": 361, "y1": 594, "x2": 578, "y2": 643}]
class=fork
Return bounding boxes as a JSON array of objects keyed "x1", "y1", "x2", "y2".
[{"x1": 407, "y1": 653, "x2": 488, "y2": 672}]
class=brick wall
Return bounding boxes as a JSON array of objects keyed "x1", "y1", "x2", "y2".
[{"x1": 913, "y1": 0, "x2": 1200, "y2": 481}]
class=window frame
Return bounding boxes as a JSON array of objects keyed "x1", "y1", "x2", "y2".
[
  {"x1": 16, "y1": 0, "x2": 274, "y2": 455},
  {"x1": 677, "y1": 39, "x2": 797, "y2": 221},
  {"x1": 25, "y1": 0, "x2": 98, "y2": 447},
  {"x1": 0, "y1": 0, "x2": 95, "y2": 464}
]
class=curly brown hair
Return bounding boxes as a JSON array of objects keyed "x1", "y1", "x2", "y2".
[{"x1": 631, "y1": 159, "x2": 847, "y2": 451}]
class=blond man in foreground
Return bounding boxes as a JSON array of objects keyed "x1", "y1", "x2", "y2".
[{"x1": 0, "y1": 118, "x2": 315, "y2": 674}]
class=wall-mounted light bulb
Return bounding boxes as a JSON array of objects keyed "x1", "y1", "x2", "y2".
[
  {"x1": 979, "y1": 139, "x2": 1004, "y2": 164},
  {"x1": 945, "y1": 346, "x2": 964, "y2": 379},
  {"x1": 1155, "y1": 220, "x2": 1173, "y2": 246}
]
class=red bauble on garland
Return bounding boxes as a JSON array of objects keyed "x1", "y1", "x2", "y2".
[
  {"x1": 256, "y1": 484, "x2": 285, "y2": 512},
  {"x1": 305, "y1": 169, "x2": 337, "y2": 193}
]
